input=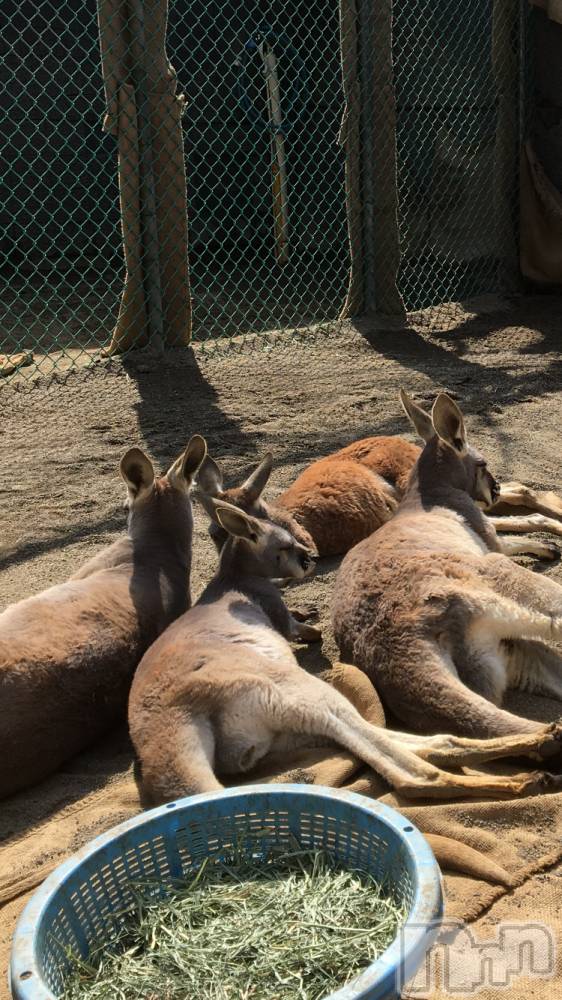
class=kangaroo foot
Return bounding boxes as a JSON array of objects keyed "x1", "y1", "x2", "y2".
[
  {"x1": 413, "y1": 721, "x2": 562, "y2": 767},
  {"x1": 534, "y1": 541, "x2": 560, "y2": 561},
  {"x1": 399, "y1": 768, "x2": 562, "y2": 801}
]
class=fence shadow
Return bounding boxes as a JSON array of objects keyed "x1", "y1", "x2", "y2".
[
  {"x1": 350, "y1": 295, "x2": 562, "y2": 417},
  {"x1": 0, "y1": 511, "x2": 124, "y2": 573},
  {"x1": 122, "y1": 347, "x2": 257, "y2": 473}
]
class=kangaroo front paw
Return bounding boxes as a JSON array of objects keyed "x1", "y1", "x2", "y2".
[
  {"x1": 290, "y1": 604, "x2": 319, "y2": 623},
  {"x1": 294, "y1": 623, "x2": 322, "y2": 644},
  {"x1": 537, "y1": 542, "x2": 560, "y2": 561}
]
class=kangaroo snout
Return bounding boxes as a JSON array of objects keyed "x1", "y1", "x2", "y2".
[{"x1": 480, "y1": 469, "x2": 500, "y2": 508}]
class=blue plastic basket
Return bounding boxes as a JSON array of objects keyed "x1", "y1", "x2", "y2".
[{"x1": 10, "y1": 784, "x2": 443, "y2": 1000}]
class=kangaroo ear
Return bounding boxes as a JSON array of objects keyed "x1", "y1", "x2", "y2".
[
  {"x1": 196, "y1": 454, "x2": 224, "y2": 497},
  {"x1": 240, "y1": 453, "x2": 273, "y2": 502},
  {"x1": 196, "y1": 494, "x2": 264, "y2": 542},
  {"x1": 431, "y1": 394, "x2": 468, "y2": 455},
  {"x1": 120, "y1": 448, "x2": 155, "y2": 500},
  {"x1": 215, "y1": 503, "x2": 264, "y2": 543},
  {"x1": 167, "y1": 435, "x2": 207, "y2": 488},
  {"x1": 399, "y1": 389, "x2": 435, "y2": 443},
  {"x1": 196, "y1": 489, "x2": 222, "y2": 521}
]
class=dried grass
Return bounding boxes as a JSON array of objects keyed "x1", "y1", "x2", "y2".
[{"x1": 62, "y1": 847, "x2": 407, "y2": 1000}]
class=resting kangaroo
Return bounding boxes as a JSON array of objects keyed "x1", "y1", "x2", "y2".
[
  {"x1": 129, "y1": 498, "x2": 562, "y2": 808},
  {"x1": 0, "y1": 436, "x2": 206, "y2": 799},
  {"x1": 196, "y1": 451, "x2": 317, "y2": 557},
  {"x1": 332, "y1": 393, "x2": 562, "y2": 739},
  {"x1": 196, "y1": 409, "x2": 562, "y2": 561}
]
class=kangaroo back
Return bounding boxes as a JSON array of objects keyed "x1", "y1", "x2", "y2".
[
  {"x1": 0, "y1": 436, "x2": 206, "y2": 798},
  {"x1": 276, "y1": 437, "x2": 419, "y2": 556}
]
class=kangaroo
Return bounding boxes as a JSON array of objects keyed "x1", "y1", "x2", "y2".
[
  {"x1": 278, "y1": 435, "x2": 419, "y2": 556},
  {"x1": 0, "y1": 436, "x2": 206, "y2": 799},
  {"x1": 196, "y1": 451, "x2": 317, "y2": 556},
  {"x1": 129, "y1": 497, "x2": 562, "y2": 810},
  {"x1": 332, "y1": 393, "x2": 562, "y2": 739},
  {"x1": 196, "y1": 410, "x2": 562, "y2": 562}
]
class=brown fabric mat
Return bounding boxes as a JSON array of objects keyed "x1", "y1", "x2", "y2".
[
  {"x1": 1, "y1": 663, "x2": 561, "y2": 998},
  {"x1": 520, "y1": 139, "x2": 562, "y2": 285},
  {"x1": 531, "y1": 0, "x2": 562, "y2": 25},
  {"x1": 405, "y1": 871, "x2": 562, "y2": 1000}
]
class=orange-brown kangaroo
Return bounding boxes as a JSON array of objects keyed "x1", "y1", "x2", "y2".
[
  {"x1": 278, "y1": 392, "x2": 562, "y2": 557},
  {"x1": 0, "y1": 436, "x2": 206, "y2": 799},
  {"x1": 277, "y1": 435, "x2": 419, "y2": 556}
]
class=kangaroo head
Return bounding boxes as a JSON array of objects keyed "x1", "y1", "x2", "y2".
[
  {"x1": 120, "y1": 435, "x2": 207, "y2": 538},
  {"x1": 200, "y1": 495, "x2": 316, "y2": 580},
  {"x1": 400, "y1": 389, "x2": 499, "y2": 507},
  {"x1": 195, "y1": 451, "x2": 317, "y2": 556}
]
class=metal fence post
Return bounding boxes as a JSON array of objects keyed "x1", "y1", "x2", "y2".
[
  {"x1": 358, "y1": 0, "x2": 376, "y2": 314},
  {"x1": 130, "y1": 0, "x2": 165, "y2": 354},
  {"x1": 517, "y1": 0, "x2": 528, "y2": 260}
]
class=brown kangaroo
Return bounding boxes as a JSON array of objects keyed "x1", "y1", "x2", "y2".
[
  {"x1": 196, "y1": 402, "x2": 562, "y2": 561},
  {"x1": 0, "y1": 436, "x2": 206, "y2": 799},
  {"x1": 332, "y1": 393, "x2": 562, "y2": 739},
  {"x1": 196, "y1": 451, "x2": 317, "y2": 556},
  {"x1": 129, "y1": 497, "x2": 562, "y2": 810}
]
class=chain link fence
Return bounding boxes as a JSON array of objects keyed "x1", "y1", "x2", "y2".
[
  {"x1": 395, "y1": 0, "x2": 528, "y2": 328},
  {"x1": 1, "y1": 1, "x2": 530, "y2": 382}
]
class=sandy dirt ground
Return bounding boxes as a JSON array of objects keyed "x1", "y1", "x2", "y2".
[{"x1": 2, "y1": 293, "x2": 562, "y2": 994}]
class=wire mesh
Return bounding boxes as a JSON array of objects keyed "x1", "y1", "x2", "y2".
[
  {"x1": 1, "y1": 0, "x2": 122, "y2": 379},
  {"x1": 394, "y1": 0, "x2": 527, "y2": 326},
  {"x1": 0, "y1": 1, "x2": 529, "y2": 382},
  {"x1": 0, "y1": 1, "x2": 349, "y2": 381},
  {"x1": 174, "y1": 2, "x2": 349, "y2": 347}
]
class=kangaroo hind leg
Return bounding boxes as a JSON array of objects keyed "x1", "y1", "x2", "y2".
[
  {"x1": 264, "y1": 669, "x2": 561, "y2": 801},
  {"x1": 138, "y1": 711, "x2": 222, "y2": 807},
  {"x1": 381, "y1": 636, "x2": 541, "y2": 738},
  {"x1": 491, "y1": 482, "x2": 562, "y2": 521},
  {"x1": 493, "y1": 531, "x2": 560, "y2": 561},
  {"x1": 406, "y1": 722, "x2": 562, "y2": 766}
]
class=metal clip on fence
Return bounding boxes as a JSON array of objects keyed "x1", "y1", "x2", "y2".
[{"x1": 234, "y1": 23, "x2": 308, "y2": 137}]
